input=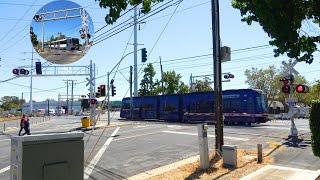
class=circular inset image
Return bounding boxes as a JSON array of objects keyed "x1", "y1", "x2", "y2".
[{"x1": 30, "y1": 0, "x2": 94, "y2": 64}]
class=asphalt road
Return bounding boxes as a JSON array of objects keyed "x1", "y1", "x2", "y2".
[
  {"x1": 0, "y1": 115, "x2": 319, "y2": 180},
  {"x1": 39, "y1": 51, "x2": 84, "y2": 64}
]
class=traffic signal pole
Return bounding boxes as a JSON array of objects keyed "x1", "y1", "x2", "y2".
[
  {"x1": 211, "y1": 0, "x2": 224, "y2": 152},
  {"x1": 29, "y1": 48, "x2": 34, "y2": 116}
]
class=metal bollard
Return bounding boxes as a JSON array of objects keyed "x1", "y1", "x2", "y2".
[
  {"x1": 3, "y1": 123, "x2": 5, "y2": 132},
  {"x1": 198, "y1": 123, "x2": 209, "y2": 169},
  {"x1": 258, "y1": 144, "x2": 263, "y2": 163}
]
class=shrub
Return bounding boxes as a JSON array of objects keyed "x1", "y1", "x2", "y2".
[{"x1": 309, "y1": 100, "x2": 320, "y2": 157}]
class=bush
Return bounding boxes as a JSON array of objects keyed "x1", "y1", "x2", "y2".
[{"x1": 309, "y1": 100, "x2": 320, "y2": 157}]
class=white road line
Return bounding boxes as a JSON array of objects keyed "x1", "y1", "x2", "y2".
[
  {"x1": 255, "y1": 126, "x2": 309, "y2": 131},
  {"x1": 0, "y1": 139, "x2": 10, "y2": 142},
  {"x1": 0, "y1": 166, "x2": 10, "y2": 174},
  {"x1": 84, "y1": 127, "x2": 120, "y2": 179},
  {"x1": 162, "y1": 130, "x2": 249, "y2": 141}
]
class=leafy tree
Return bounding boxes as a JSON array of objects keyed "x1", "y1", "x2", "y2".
[
  {"x1": 244, "y1": 66, "x2": 280, "y2": 105},
  {"x1": 30, "y1": 31, "x2": 38, "y2": 47},
  {"x1": 193, "y1": 77, "x2": 213, "y2": 92},
  {"x1": 232, "y1": 0, "x2": 320, "y2": 64},
  {"x1": 94, "y1": 0, "x2": 164, "y2": 24},
  {"x1": 139, "y1": 63, "x2": 157, "y2": 96},
  {"x1": 57, "y1": 32, "x2": 66, "y2": 40},
  {"x1": 155, "y1": 70, "x2": 189, "y2": 94},
  {"x1": 0, "y1": 96, "x2": 25, "y2": 111}
]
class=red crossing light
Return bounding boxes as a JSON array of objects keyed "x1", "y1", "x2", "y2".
[
  {"x1": 90, "y1": 99, "x2": 97, "y2": 105},
  {"x1": 12, "y1": 69, "x2": 19, "y2": 75},
  {"x1": 295, "y1": 84, "x2": 309, "y2": 93},
  {"x1": 282, "y1": 85, "x2": 290, "y2": 93}
]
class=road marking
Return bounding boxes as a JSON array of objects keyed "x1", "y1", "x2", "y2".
[
  {"x1": 0, "y1": 139, "x2": 10, "y2": 142},
  {"x1": 0, "y1": 166, "x2": 10, "y2": 174},
  {"x1": 133, "y1": 125, "x2": 152, "y2": 128},
  {"x1": 255, "y1": 126, "x2": 309, "y2": 131},
  {"x1": 162, "y1": 130, "x2": 249, "y2": 141},
  {"x1": 84, "y1": 127, "x2": 120, "y2": 179},
  {"x1": 167, "y1": 125, "x2": 182, "y2": 128}
]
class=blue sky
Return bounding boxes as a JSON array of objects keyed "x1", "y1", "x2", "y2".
[{"x1": 0, "y1": 0, "x2": 319, "y2": 103}]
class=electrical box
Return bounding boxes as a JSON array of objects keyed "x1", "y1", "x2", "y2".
[
  {"x1": 220, "y1": 46, "x2": 231, "y2": 63},
  {"x1": 10, "y1": 132, "x2": 84, "y2": 180},
  {"x1": 222, "y1": 145, "x2": 237, "y2": 167}
]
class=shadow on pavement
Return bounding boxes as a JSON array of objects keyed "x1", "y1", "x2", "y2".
[{"x1": 84, "y1": 164, "x2": 127, "y2": 180}]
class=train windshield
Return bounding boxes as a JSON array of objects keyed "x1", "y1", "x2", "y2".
[
  {"x1": 72, "y1": 38, "x2": 79, "y2": 45},
  {"x1": 256, "y1": 94, "x2": 268, "y2": 112}
]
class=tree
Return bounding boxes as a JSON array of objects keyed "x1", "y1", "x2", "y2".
[
  {"x1": 232, "y1": 0, "x2": 320, "y2": 64},
  {"x1": 139, "y1": 63, "x2": 157, "y2": 96},
  {"x1": 94, "y1": 0, "x2": 164, "y2": 24},
  {"x1": 156, "y1": 70, "x2": 189, "y2": 94},
  {"x1": 0, "y1": 96, "x2": 25, "y2": 111},
  {"x1": 30, "y1": 31, "x2": 38, "y2": 47},
  {"x1": 193, "y1": 77, "x2": 213, "y2": 92},
  {"x1": 244, "y1": 66, "x2": 280, "y2": 105}
]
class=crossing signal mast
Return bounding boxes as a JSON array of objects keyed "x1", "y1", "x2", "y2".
[{"x1": 280, "y1": 59, "x2": 309, "y2": 140}]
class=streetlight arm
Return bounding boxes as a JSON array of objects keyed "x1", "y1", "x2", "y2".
[{"x1": 110, "y1": 48, "x2": 143, "y2": 74}]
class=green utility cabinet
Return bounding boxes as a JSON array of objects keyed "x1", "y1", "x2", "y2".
[{"x1": 10, "y1": 132, "x2": 84, "y2": 180}]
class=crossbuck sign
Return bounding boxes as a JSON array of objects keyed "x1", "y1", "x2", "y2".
[{"x1": 282, "y1": 59, "x2": 299, "y2": 76}]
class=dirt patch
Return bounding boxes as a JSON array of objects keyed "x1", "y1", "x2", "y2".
[
  {"x1": 147, "y1": 149, "x2": 273, "y2": 180},
  {"x1": 0, "y1": 117, "x2": 18, "y2": 122}
]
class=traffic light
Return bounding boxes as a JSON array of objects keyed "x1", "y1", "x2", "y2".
[
  {"x1": 223, "y1": 73, "x2": 234, "y2": 79},
  {"x1": 95, "y1": 92, "x2": 100, "y2": 98},
  {"x1": 12, "y1": 69, "x2": 19, "y2": 75},
  {"x1": 141, "y1": 48, "x2": 147, "y2": 63},
  {"x1": 295, "y1": 84, "x2": 309, "y2": 93},
  {"x1": 19, "y1": 69, "x2": 29, "y2": 75},
  {"x1": 35, "y1": 62, "x2": 42, "y2": 75},
  {"x1": 82, "y1": 99, "x2": 90, "y2": 109},
  {"x1": 90, "y1": 99, "x2": 97, "y2": 105},
  {"x1": 111, "y1": 85, "x2": 116, "y2": 96},
  {"x1": 100, "y1": 85, "x2": 106, "y2": 97}
]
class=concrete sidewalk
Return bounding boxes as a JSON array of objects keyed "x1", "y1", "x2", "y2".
[{"x1": 241, "y1": 165, "x2": 320, "y2": 180}]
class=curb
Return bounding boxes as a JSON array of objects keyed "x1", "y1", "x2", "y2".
[
  {"x1": 71, "y1": 122, "x2": 137, "y2": 132},
  {"x1": 1, "y1": 119, "x2": 53, "y2": 133}
]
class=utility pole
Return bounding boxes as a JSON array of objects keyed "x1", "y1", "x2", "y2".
[
  {"x1": 63, "y1": 80, "x2": 69, "y2": 115},
  {"x1": 68, "y1": 80, "x2": 77, "y2": 115},
  {"x1": 211, "y1": 0, "x2": 224, "y2": 152},
  {"x1": 41, "y1": 7, "x2": 45, "y2": 49},
  {"x1": 160, "y1": 56, "x2": 164, "y2": 95},
  {"x1": 130, "y1": 66, "x2": 133, "y2": 119},
  {"x1": 30, "y1": 49, "x2": 34, "y2": 116},
  {"x1": 134, "y1": 5, "x2": 138, "y2": 97}
]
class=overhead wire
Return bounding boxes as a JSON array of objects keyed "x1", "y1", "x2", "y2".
[
  {"x1": 93, "y1": 0, "x2": 179, "y2": 45},
  {"x1": 0, "y1": 0, "x2": 38, "y2": 44}
]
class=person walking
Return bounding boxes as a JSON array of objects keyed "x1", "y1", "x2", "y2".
[
  {"x1": 22, "y1": 118, "x2": 30, "y2": 136},
  {"x1": 18, "y1": 115, "x2": 26, "y2": 136}
]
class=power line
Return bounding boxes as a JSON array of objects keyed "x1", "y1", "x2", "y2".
[
  {"x1": 93, "y1": 0, "x2": 180, "y2": 45},
  {"x1": 0, "y1": 0, "x2": 38, "y2": 44}
]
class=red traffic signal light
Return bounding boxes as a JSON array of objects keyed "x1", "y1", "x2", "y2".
[
  {"x1": 223, "y1": 73, "x2": 234, "y2": 79},
  {"x1": 100, "y1": 85, "x2": 106, "y2": 97},
  {"x1": 280, "y1": 75, "x2": 294, "y2": 85},
  {"x1": 282, "y1": 85, "x2": 290, "y2": 93},
  {"x1": 12, "y1": 69, "x2": 19, "y2": 75},
  {"x1": 295, "y1": 84, "x2": 309, "y2": 93},
  {"x1": 81, "y1": 34, "x2": 85, "y2": 39},
  {"x1": 90, "y1": 99, "x2": 97, "y2": 105}
]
